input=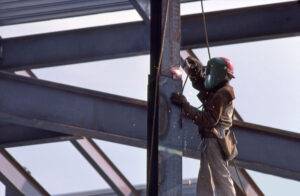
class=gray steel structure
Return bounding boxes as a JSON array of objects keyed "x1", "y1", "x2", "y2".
[
  {"x1": 0, "y1": 72, "x2": 299, "y2": 178},
  {"x1": 147, "y1": 0, "x2": 182, "y2": 194},
  {"x1": 1, "y1": 1, "x2": 300, "y2": 70},
  {"x1": 0, "y1": 0, "x2": 195, "y2": 26},
  {"x1": 0, "y1": 1, "x2": 299, "y2": 195}
]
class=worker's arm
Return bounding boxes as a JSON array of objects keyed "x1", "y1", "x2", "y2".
[
  {"x1": 182, "y1": 93, "x2": 225, "y2": 128},
  {"x1": 184, "y1": 57, "x2": 206, "y2": 91},
  {"x1": 171, "y1": 88, "x2": 233, "y2": 128}
]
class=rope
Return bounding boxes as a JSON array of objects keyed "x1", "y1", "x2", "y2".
[
  {"x1": 180, "y1": 0, "x2": 211, "y2": 95},
  {"x1": 179, "y1": 0, "x2": 210, "y2": 124},
  {"x1": 200, "y1": 0, "x2": 211, "y2": 60}
]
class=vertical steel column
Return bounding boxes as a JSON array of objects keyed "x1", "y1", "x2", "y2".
[{"x1": 148, "y1": 0, "x2": 182, "y2": 195}]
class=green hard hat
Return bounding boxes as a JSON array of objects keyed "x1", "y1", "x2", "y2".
[{"x1": 204, "y1": 57, "x2": 234, "y2": 90}]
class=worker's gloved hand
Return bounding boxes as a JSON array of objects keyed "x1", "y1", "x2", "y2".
[
  {"x1": 185, "y1": 56, "x2": 201, "y2": 69},
  {"x1": 185, "y1": 56, "x2": 203, "y2": 77},
  {"x1": 185, "y1": 56, "x2": 199, "y2": 66},
  {"x1": 171, "y1": 92, "x2": 187, "y2": 106}
]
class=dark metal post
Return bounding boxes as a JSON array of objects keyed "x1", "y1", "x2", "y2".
[{"x1": 148, "y1": 0, "x2": 182, "y2": 195}]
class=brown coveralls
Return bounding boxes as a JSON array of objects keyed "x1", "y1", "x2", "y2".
[{"x1": 181, "y1": 75, "x2": 236, "y2": 196}]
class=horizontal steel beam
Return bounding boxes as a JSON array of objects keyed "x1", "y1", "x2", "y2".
[
  {"x1": 0, "y1": 0, "x2": 131, "y2": 26},
  {"x1": 0, "y1": 71, "x2": 147, "y2": 146},
  {"x1": 0, "y1": 72, "x2": 299, "y2": 181},
  {"x1": 0, "y1": 0, "x2": 193, "y2": 26},
  {"x1": 2, "y1": 1, "x2": 299, "y2": 70},
  {"x1": 0, "y1": 71, "x2": 77, "y2": 148},
  {"x1": 0, "y1": 148, "x2": 50, "y2": 196}
]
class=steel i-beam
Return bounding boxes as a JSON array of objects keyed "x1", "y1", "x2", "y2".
[
  {"x1": 148, "y1": 0, "x2": 183, "y2": 195},
  {"x1": 1, "y1": 1, "x2": 299, "y2": 71},
  {"x1": 0, "y1": 148, "x2": 50, "y2": 196},
  {"x1": 0, "y1": 71, "x2": 76, "y2": 148},
  {"x1": 16, "y1": 70, "x2": 139, "y2": 196},
  {"x1": 0, "y1": 72, "x2": 299, "y2": 180},
  {"x1": 0, "y1": 0, "x2": 197, "y2": 26}
]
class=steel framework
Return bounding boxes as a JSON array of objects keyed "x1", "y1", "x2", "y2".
[{"x1": 0, "y1": 1, "x2": 299, "y2": 195}]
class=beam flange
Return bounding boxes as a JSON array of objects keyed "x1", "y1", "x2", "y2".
[
  {"x1": 0, "y1": 122, "x2": 75, "y2": 148},
  {"x1": 1, "y1": 1, "x2": 299, "y2": 70}
]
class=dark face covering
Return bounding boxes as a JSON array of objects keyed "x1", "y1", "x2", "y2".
[{"x1": 204, "y1": 58, "x2": 228, "y2": 90}]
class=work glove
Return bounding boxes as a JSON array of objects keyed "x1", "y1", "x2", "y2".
[
  {"x1": 185, "y1": 56, "x2": 198, "y2": 65},
  {"x1": 185, "y1": 57, "x2": 203, "y2": 77},
  {"x1": 170, "y1": 92, "x2": 187, "y2": 106}
]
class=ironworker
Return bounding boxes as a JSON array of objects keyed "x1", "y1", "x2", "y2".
[{"x1": 171, "y1": 56, "x2": 237, "y2": 196}]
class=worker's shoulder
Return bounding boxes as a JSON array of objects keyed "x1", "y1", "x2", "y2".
[{"x1": 215, "y1": 83, "x2": 235, "y2": 103}]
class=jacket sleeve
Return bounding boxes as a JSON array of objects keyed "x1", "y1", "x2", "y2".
[{"x1": 182, "y1": 93, "x2": 226, "y2": 128}]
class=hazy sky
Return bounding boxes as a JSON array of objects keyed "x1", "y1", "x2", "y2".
[{"x1": 0, "y1": 1, "x2": 299, "y2": 195}]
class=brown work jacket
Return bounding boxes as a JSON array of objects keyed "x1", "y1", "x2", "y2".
[{"x1": 182, "y1": 82, "x2": 235, "y2": 137}]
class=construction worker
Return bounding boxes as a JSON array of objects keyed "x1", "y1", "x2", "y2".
[{"x1": 171, "y1": 56, "x2": 236, "y2": 196}]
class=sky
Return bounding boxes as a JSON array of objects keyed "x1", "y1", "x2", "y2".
[{"x1": 0, "y1": 1, "x2": 299, "y2": 195}]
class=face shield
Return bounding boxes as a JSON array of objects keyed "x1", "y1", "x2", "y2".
[{"x1": 204, "y1": 58, "x2": 228, "y2": 90}]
